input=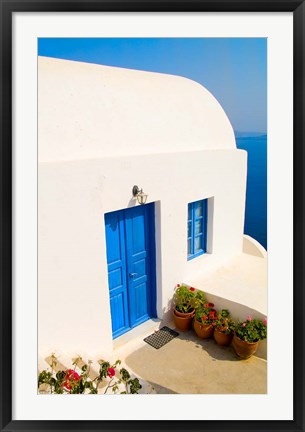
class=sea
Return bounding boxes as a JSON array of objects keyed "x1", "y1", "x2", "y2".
[{"x1": 235, "y1": 133, "x2": 267, "y2": 250}]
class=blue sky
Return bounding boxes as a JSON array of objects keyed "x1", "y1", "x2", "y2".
[{"x1": 38, "y1": 38, "x2": 267, "y2": 133}]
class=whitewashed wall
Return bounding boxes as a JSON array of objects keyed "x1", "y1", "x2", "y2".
[
  {"x1": 38, "y1": 56, "x2": 236, "y2": 163},
  {"x1": 38, "y1": 150, "x2": 247, "y2": 358},
  {"x1": 38, "y1": 57, "x2": 247, "y2": 359}
]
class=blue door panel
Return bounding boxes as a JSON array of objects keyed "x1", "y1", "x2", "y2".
[
  {"x1": 107, "y1": 268, "x2": 123, "y2": 290},
  {"x1": 105, "y1": 212, "x2": 123, "y2": 264},
  {"x1": 110, "y1": 292, "x2": 129, "y2": 337},
  {"x1": 105, "y1": 210, "x2": 129, "y2": 338},
  {"x1": 105, "y1": 203, "x2": 156, "y2": 339},
  {"x1": 128, "y1": 209, "x2": 146, "y2": 254},
  {"x1": 134, "y1": 282, "x2": 149, "y2": 319},
  {"x1": 125, "y1": 205, "x2": 150, "y2": 327},
  {"x1": 133, "y1": 258, "x2": 146, "y2": 278}
]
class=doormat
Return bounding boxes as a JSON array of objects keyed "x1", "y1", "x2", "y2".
[{"x1": 143, "y1": 326, "x2": 179, "y2": 349}]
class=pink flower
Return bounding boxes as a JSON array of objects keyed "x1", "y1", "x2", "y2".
[
  {"x1": 62, "y1": 369, "x2": 81, "y2": 391},
  {"x1": 263, "y1": 318, "x2": 267, "y2": 326},
  {"x1": 242, "y1": 322, "x2": 247, "y2": 327},
  {"x1": 189, "y1": 287, "x2": 195, "y2": 292},
  {"x1": 107, "y1": 367, "x2": 116, "y2": 378},
  {"x1": 247, "y1": 315, "x2": 253, "y2": 321}
]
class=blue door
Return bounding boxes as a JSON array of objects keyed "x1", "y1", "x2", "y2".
[{"x1": 104, "y1": 203, "x2": 156, "y2": 339}]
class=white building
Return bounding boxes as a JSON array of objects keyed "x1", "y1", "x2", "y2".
[{"x1": 38, "y1": 56, "x2": 266, "y2": 361}]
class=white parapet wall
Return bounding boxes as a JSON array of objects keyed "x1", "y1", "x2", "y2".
[{"x1": 184, "y1": 236, "x2": 268, "y2": 359}]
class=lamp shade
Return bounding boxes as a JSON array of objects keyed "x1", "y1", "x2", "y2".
[
  {"x1": 137, "y1": 190, "x2": 148, "y2": 205},
  {"x1": 132, "y1": 185, "x2": 147, "y2": 205}
]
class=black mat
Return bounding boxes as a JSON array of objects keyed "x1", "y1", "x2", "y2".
[{"x1": 143, "y1": 326, "x2": 179, "y2": 349}]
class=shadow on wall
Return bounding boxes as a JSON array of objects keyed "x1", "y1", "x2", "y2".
[
  {"x1": 42, "y1": 355, "x2": 108, "y2": 391},
  {"x1": 161, "y1": 295, "x2": 175, "y2": 324},
  {"x1": 155, "y1": 272, "x2": 267, "y2": 360},
  {"x1": 159, "y1": 286, "x2": 267, "y2": 360},
  {"x1": 41, "y1": 354, "x2": 178, "y2": 395},
  {"x1": 200, "y1": 292, "x2": 267, "y2": 360}
]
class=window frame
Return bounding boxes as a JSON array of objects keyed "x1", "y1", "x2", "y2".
[{"x1": 187, "y1": 199, "x2": 208, "y2": 260}]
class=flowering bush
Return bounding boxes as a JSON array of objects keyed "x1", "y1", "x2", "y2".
[
  {"x1": 38, "y1": 355, "x2": 142, "y2": 394},
  {"x1": 214, "y1": 309, "x2": 236, "y2": 334},
  {"x1": 195, "y1": 302, "x2": 217, "y2": 325},
  {"x1": 235, "y1": 316, "x2": 267, "y2": 343},
  {"x1": 192, "y1": 289, "x2": 206, "y2": 309},
  {"x1": 62, "y1": 369, "x2": 81, "y2": 391},
  {"x1": 174, "y1": 284, "x2": 205, "y2": 313}
]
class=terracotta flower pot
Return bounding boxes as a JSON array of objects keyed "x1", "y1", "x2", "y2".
[
  {"x1": 174, "y1": 308, "x2": 195, "y2": 319},
  {"x1": 173, "y1": 308, "x2": 194, "y2": 331},
  {"x1": 193, "y1": 319, "x2": 214, "y2": 339},
  {"x1": 213, "y1": 328, "x2": 233, "y2": 346},
  {"x1": 232, "y1": 334, "x2": 259, "y2": 359}
]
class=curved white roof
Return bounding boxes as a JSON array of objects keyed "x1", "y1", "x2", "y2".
[{"x1": 38, "y1": 56, "x2": 236, "y2": 163}]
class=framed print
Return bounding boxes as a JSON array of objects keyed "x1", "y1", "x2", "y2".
[{"x1": 1, "y1": 1, "x2": 304, "y2": 431}]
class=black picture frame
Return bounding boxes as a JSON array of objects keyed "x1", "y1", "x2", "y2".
[{"x1": 1, "y1": 1, "x2": 304, "y2": 431}]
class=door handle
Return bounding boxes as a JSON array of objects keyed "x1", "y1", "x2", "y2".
[{"x1": 129, "y1": 273, "x2": 137, "y2": 278}]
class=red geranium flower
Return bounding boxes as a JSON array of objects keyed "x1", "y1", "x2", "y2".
[
  {"x1": 177, "y1": 284, "x2": 180, "y2": 287},
  {"x1": 62, "y1": 369, "x2": 81, "y2": 391},
  {"x1": 189, "y1": 287, "x2": 195, "y2": 292},
  {"x1": 202, "y1": 315, "x2": 208, "y2": 321},
  {"x1": 107, "y1": 367, "x2": 116, "y2": 378},
  {"x1": 263, "y1": 318, "x2": 267, "y2": 326}
]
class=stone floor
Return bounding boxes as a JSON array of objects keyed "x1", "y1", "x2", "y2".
[{"x1": 118, "y1": 325, "x2": 267, "y2": 394}]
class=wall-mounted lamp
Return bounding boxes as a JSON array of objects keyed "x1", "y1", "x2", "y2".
[{"x1": 132, "y1": 185, "x2": 148, "y2": 205}]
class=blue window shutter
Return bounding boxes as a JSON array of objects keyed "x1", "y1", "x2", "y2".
[{"x1": 187, "y1": 199, "x2": 208, "y2": 260}]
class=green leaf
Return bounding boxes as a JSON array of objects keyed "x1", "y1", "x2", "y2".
[
  {"x1": 129, "y1": 378, "x2": 142, "y2": 394},
  {"x1": 120, "y1": 368, "x2": 130, "y2": 382},
  {"x1": 56, "y1": 371, "x2": 65, "y2": 380}
]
